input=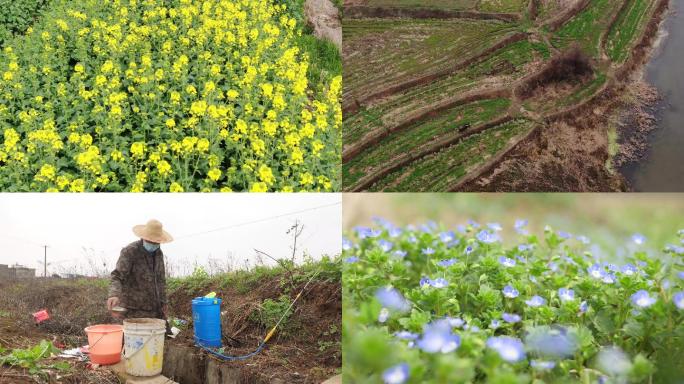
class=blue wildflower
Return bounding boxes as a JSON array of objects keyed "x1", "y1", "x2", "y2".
[
  {"x1": 392, "y1": 250, "x2": 407, "y2": 258},
  {"x1": 430, "y1": 278, "x2": 449, "y2": 288},
  {"x1": 663, "y1": 279, "x2": 671, "y2": 289},
  {"x1": 419, "y1": 277, "x2": 431, "y2": 288},
  {"x1": 342, "y1": 238, "x2": 353, "y2": 251},
  {"x1": 525, "y1": 326, "x2": 578, "y2": 358},
  {"x1": 678, "y1": 271, "x2": 684, "y2": 280},
  {"x1": 516, "y1": 255, "x2": 527, "y2": 264},
  {"x1": 514, "y1": 219, "x2": 529, "y2": 235},
  {"x1": 674, "y1": 292, "x2": 684, "y2": 310},
  {"x1": 486, "y1": 336, "x2": 526, "y2": 362},
  {"x1": 502, "y1": 313, "x2": 521, "y2": 323},
  {"x1": 579, "y1": 301, "x2": 588, "y2": 314},
  {"x1": 576, "y1": 235, "x2": 590, "y2": 244},
  {"x1": 378, "y1": 239, "x2": 393, "y2": 252},
  {"x1": 422, "y1": 247, "x2": 435, "y2": 255},
  {"x1": 490, "y1": 319, "x2": 501, "y2": 329},
  {"x1": 525, "y1": 295, "x2": 546, "y2": 307},
  {"x1": 558, "y1": 288, "x2": 575, "y2": 302},
  {"x1": 467, "y1": 219, "x2": 480, "y2": 228},
  {"x1": 416, "y1": 323, "x2": 461, "y2": 353},
  {"x1": 464, "y1": 245, "x2": 474, "y2": 255},
  {"x1": 451, "y1": 317, "x2": 466, "y2": 328},
  {"x1": 344, "y1": 256, "x2": 359, "y2": 263},
  {"x1": 502, "y1": 285, "x2": 519, "y2": 298},
  {"x1": 408, "y1": 235, "x2": 417, "y2": 243},
  {"x1": 631, "y1": 233, "x2": 646, "y2": 245},
  {"x1": 356, "y1": 227, "x2": 382, "y2": 239},
  {"x1": 557, "y1": 231, "x2": 572, "y2": 239},
  {"x1": 383, "y1": 363, "x2": 409, "y2": 384},
  {"x1": 446, "y1": 239, "x2": 461, "y2": 248},
  {"x1": 375, "y1": 287, "x2": 411, "y2": 312},
  {"x1": 514, "y1": 219, "x2": 528, "y2": 229},
  {"x1": 476, "y1": 230, "x2": 499, "y2": 244},
  {"x1": 439, "y1": 231, "x2": 455, "y2": 243},
  {"x1": 621, "y1": 264, "x2": 637, "y2": 276},
  {"x1": 388, "y1": 227, "x2": 402, "y2": 238},
  {"x1": 531, "y1": 360, "x2": 556, "y2": 370},
  {"x1": 602, "y1": 273, "x2": 616, "y2": 284},
  {"x1": 596, "y1": 347, "x2": 632, "y2": 376},
  {"x1": 587, "y1": 263, "x2": 605, "y2": 279},
  {"x1": 394, "y1": 331, "x2": 419, "y2": 340},
  {"x1": 456, "y1": 224, "x2": 467, "y2": 233},
  {"x1": 498, "y1": 256, "x2": 516, "y2": 267},
  {"x1": 488, "y1": 222, "x2": 503, "y2": 232},
  {"x1": 631, "y1": 290, "x2": 657, "y2": 308},
  {"x1": 437, "y1": 258, "x2": 457, "y2": 267},
  {"x1": 548, "y1": 261, "x2": 559, "y2": 272}
]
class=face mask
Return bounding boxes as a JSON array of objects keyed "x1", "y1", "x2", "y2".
[{"x1": 143, "y1": 240, "x2": 160, "y2": 253}]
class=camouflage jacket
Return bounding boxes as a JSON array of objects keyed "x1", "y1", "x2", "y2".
[{"x1": 108, "y1": 240, "x2": 167, "y2": 312}]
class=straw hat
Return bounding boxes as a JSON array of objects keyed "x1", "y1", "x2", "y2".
[{"x1": 132, "y1": 219, "x2": 173, "y2": 244}]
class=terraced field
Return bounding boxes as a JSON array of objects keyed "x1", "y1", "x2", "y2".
[{"x1": 343, "y1": 0, "x2": 666, "y2": 191}]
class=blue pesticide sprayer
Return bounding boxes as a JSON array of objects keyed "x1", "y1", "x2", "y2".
[{"x1": 192, "y1": 295, "x2": 222, "y2": 347}]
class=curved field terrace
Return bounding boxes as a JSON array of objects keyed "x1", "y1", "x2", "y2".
[{"x1": 342, "y1": 0, "x2": 669, "y2": 191}]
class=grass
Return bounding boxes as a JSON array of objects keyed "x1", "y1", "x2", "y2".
[
  {"x1": 364, "y1": 0, "x2": 478, "y2": 10},
  {"x1": 606, "y1": 0, "x2": 653, "y2": 62},
  {"x1": 552, "y1": 0, "x2": 625, "y2": 58},
  {"x1": 465, "y1": 39, "x2": 550, "y2": 78},
  {"x1": 343, "y1": 98, "x2": 512, "y2": 187},
  {"x1": 344, "y1": 19, "x2": 516, "y2": 95},
  {"x1": 368, "y1": 119, "x2": 533, "y2": 191},
  {"x1": 167, "y1": 256, "x2": 341, "y2": 297},
  {"x1": 478, "y1": 0, "x2": 528, "y2": 13}
]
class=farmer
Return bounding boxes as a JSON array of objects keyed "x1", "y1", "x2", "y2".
[{"x1": 107, "y1": 219, "x2": 172, "y2": 324}]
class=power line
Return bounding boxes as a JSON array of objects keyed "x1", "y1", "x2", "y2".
[{"x1": 174, "y1": 201, "x2": 341, "y2": 240}]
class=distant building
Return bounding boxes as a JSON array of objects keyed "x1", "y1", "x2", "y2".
[{"x1": 0, "y1": 264, "x2": 36, "y2": 280}]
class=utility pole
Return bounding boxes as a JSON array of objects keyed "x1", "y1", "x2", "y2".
[{"x1": 43, "y1": 245, "x2": 48, "y2": 277}]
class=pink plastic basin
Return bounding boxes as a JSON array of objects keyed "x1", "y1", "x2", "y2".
[{"x1": 84, "y1": 324, "x2": 123, "y2": 365}]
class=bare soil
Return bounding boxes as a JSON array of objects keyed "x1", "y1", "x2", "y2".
[{"x1": 0, "y1": 273, "x2": 341, "y2": 384}]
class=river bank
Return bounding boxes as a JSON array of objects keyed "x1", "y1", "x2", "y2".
[{"x1": 619, "y1": 0, "x2": 684, "y2": 191}]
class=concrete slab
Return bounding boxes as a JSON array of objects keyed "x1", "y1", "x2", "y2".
[{"x1": 109, "y1": 360, "x2": 179, "y2": 384}]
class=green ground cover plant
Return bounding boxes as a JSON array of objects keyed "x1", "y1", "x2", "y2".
[
  {"x1": 342, "y1": 218, "x2": 684, "y2": 383},
  {"x1": 606, "y1": 0, "x2": 653, "y2": 62},
  {"x1": 369, "y1": 119, "x2": 532, "y2": 191},
  {"x1": 343, "y1": 98, "x2": 511, "y2": 186},
  {"x1": 0, "y1": 0, "x2": 50, "y2": 46}
]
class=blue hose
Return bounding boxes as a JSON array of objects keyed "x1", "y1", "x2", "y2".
[{"x1": 197, "y1": 342, "x2": 266, "y2": 361}]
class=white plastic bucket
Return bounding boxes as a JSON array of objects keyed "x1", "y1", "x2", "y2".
[{"x1": 123, "y1": 318, "x2": 166, "y2": 377}]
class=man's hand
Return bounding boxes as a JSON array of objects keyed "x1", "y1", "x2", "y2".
[{"x1": 107, "y1": 297, "x2": 120, "y2": 311}]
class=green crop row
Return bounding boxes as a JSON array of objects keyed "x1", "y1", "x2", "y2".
[
  {"x1": 368, "y1": 119, "x2": 534, "y2": 191},
  {"x1": 605, "y1": 0, "x2": 653, "y2": 62},
  {"x1": 363, "y1": 0, "x2": 478, "y2": 10},
  {"x1": 343, "y1": 98, "x2": 512, "y2": 188},
  {"x1": 552, "y1": 0, "x2": 625, "y2": 58},
  {"x1": 344, "y1": 19, "x2": 516, "y2": 97},
  {"x1": 478, "y1": 0, "x2": 528, "y2": 13}
]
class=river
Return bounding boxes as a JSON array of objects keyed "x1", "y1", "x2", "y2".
[{"x1": 621, "y1": 0, "x2": 684, "y2": 191}]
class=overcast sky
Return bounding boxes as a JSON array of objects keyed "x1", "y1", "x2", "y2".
[{"x1": 0, "y1": 193, "x2": 341, "y2": 277}]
